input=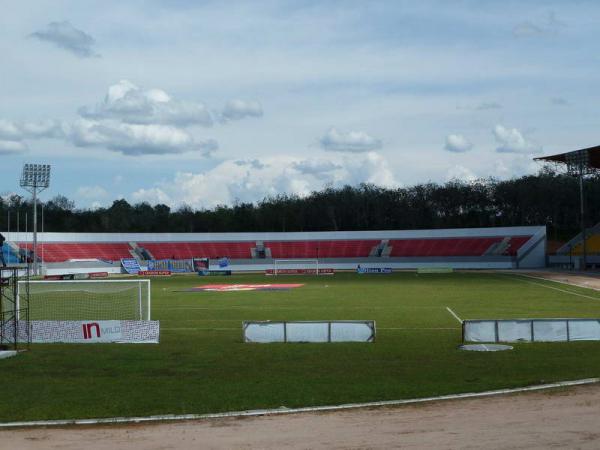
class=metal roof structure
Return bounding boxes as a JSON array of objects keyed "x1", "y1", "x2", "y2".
[{"x1": 534, "y1": 145, "x2": 600, "y2": 175}]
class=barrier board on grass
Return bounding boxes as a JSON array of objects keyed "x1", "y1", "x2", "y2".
[
  {"x1": 463, "y1": 319, "x2": 600, "y2": 343},
  {"x1": 2, "y1": 320, "x2": 160, "y2": 343},
  {"x1": 243, "y1": 320, "x2": 375, "y2": 343}
]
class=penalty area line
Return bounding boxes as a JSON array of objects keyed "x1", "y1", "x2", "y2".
[
  {"x1": 446, "y1": 306, "x2": 463, "y2": 323},
  {"x1": 1, "y1": 378, "x2": 597, "y2": 429}
]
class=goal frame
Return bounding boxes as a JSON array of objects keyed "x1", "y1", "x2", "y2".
[
  {"x1": 273, "y1": 259, "x2": 320, "y2": 275},
  {"x1": 16, "y1": 279, "x2": 152, "y2": 321}
]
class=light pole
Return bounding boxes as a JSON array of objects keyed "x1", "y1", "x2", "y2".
[{"x1": 19, "y1": 164, "x2": 51, "y2": 275}]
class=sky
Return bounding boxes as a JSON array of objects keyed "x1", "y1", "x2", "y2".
[{"x1": 1, "y1": 0, "x2": 599, "y2": 209}]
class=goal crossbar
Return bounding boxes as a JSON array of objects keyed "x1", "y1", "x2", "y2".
[{"x1": 17, "y1": 279, "x2": 151, "y2": 321}]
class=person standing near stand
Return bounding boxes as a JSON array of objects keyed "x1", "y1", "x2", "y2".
[{"x1": 0, "y1": 233, "x2": 6, "y2": 267}]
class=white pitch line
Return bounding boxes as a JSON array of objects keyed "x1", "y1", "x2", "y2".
[
  {"x1": 163, "y1": 327, "x2": 238, "y2": 331},
  {"x1": 162, "y1": 327, "x2": 460, "y2": 331},
  {"x1": 514, "y1": 273, "x2": 600, "y2": 293},
  {"x1": 507, "y1": 274, "x2": 600, "y2": 301},
  {"x1": 446, "y1": 306, "x2": 463, "y2": 323},
  {"x1": 1, "y1": 378, "x2": 597, "y2": 429}
]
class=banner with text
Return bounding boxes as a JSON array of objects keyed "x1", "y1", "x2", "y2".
[
  {"x1": 121, "y1": 258, "x2": 141, "y2": 274},
  {"x1": 148, "y1": 259, "x2": 194, "y2": 273},
  {"x1": 7, "y1": 320, "x2": 160, "y2": 344}
]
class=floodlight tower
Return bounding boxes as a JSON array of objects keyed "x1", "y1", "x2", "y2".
[
  {"x1": 535, "y1": 146, "x2": 600, "y2": 270},
  {"x1": 565, "y1": 151, "x2": 594, "y2": 269},
  {"x1": 20, "y1": 164, "x2": 51, "y2": 275}
]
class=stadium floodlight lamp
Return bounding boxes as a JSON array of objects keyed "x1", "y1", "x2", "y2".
[
  {"x1": 19, "y1": 163, "x2": 51, "y2": 275},
  {"x1": 20, "y1": 164, "x2": 51, "y2": 191}
]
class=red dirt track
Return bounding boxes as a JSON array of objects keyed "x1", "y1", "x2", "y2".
[{"x1": 2, "y1": 383, "x2": 600, "y2": 449}]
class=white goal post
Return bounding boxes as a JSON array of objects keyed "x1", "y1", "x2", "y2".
[
  {"x1": 273, "y1": 259, "x2": 320, "y2": 275},
  {"x1": 17, "y1": 279, "x2": 151, "y2": 321}
]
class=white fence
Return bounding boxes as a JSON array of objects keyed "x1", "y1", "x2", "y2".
[
  {"x1": 243, "y1": 320, "x2": 376, "y2": 343},
  {"x1": 463, "y1": 319, "x2": 600, "y2": 343}
]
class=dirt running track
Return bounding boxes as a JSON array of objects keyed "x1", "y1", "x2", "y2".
[{"x1": 2, "y1": 384, "x2": 600, "y2": 449}]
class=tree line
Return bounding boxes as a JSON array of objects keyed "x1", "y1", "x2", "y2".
[{"x1": 1, "y1": 169, "x2": 598, "y2": 241}]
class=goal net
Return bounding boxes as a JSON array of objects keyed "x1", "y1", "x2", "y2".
[
  {"x1": 272, "y1": 259, "x2": 320, "y2": 275},
  {"x1": 17, "y1": 280, "x2": 151, "y2": 321}
]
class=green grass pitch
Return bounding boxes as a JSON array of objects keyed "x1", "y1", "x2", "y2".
[{"x1": 2, "y1": 271, "x2": 600, "y2": 422}]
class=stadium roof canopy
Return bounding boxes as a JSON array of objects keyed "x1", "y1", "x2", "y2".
[{"x1": 534, "y1": 145, "x2": 600, "y2": 175}]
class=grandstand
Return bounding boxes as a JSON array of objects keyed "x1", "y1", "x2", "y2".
[
  {"x1": 0, "y1": 225, "x2": 546, "y2": 275},
  {"x1": 549, "y1": 221, "x2": 600, "y2": 268}
]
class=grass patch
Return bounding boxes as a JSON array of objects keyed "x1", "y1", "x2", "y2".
[{"x1": 2, "y1": 271, "x2": 600, "y2": 421}]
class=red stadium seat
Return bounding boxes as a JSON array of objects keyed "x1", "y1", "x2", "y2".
[
  {"x1": 387, "y1": 236, "x2": 531, "y2": 257},
  {"x1": 20, "y1": 242, "x2": 133, "y2": 262},
  {"x1": 265, "y1": 240, "x2": 378, "y2": 258},
  {"x1": 139, "y1": 242, "x2": 255, "y2": 259}
]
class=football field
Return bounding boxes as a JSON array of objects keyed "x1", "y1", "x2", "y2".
[{"x1": 2, "y1": 271, "x2": 600, "y2": 422}]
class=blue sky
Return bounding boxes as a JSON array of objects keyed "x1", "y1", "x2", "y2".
[{"x1": 1, "y1": 0, "x2": 599, "y2": 208}]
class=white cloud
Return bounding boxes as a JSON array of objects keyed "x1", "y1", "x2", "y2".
[
  {"x1": 67, "y1": 119, "x2": 217, "y2": 156},
  {"x1": 0, "y1": 119, "x2": 63, "y2": 140},
  {"x1": 131, "y1": 187, "x2": 173, "y2": 205},
  {"x1": 76, "y1": 185, "x2": 109, "y2": 199},
  {"x1": 513, "y1": 11, "x2": 565, "y2": 38},
  {"x1": 0, "y1": 140, "x2": 27, "y2": 154},
  {"x1": 0, "y1": 120, "x2": 23, "y2": 140},
  {"x1": 445, "y1": 165, "x2": 477, "y2": 182},
  {"x1": 476, "y1": 101, "x2": 502, "y2": 110},
  {"x1": 30, "y1": 21, "x2": 99, "y2": 58},
  {"x1": 221, "y1": 100, "x2": 263, "y2": 121},
  {"x1": 493, "y1": 155, "x2": 539, "y2": 179},
  {"x1": 319, "y1": 128, "x2": 382, "y2": 152},
  {"x1": 444, "y1": 134, "x2": 473, "y2": 153},
  {"x1": 131, "y1": 152, "x2": 397, "y2": 208},
  {"x1": 0, "y1": 119, "x2": 63, "y2": 154},
  {"x1": 79, "y1": 80, "x2": 213, "y2": 127},
  {"x1": 292, "y1": 159, "x2": 341, "y2": 175},
  {"x1": 493, "y1": 125, "x2": 541, "y2": 154}
]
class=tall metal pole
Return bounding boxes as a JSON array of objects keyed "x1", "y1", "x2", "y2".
[
  {"x1": 41, "y1": 202, "x2": 44, "y2": 265},
  {"x1": 20, "y1": 164, "x2": 51, "y2": 275},
  {"x1": 32, "y1": 188, "x2": 38, "y2": 275},
  {"x1": 580, "y1": 173, "x2": 586, "y2": 270}
]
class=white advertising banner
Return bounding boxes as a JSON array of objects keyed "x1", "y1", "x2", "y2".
[
  {"x1": 7, "y1": 320, "x2": 160, "y2": 343},
  {"x1": 243, "y1": 321, "x2": 375, "y2": 343},
  {"x1": 464, "y1": 319, "x2": 600, "y2": 343},
  {"x1": 243, "y1": 322, "x2": 285, "y2": 343}
]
